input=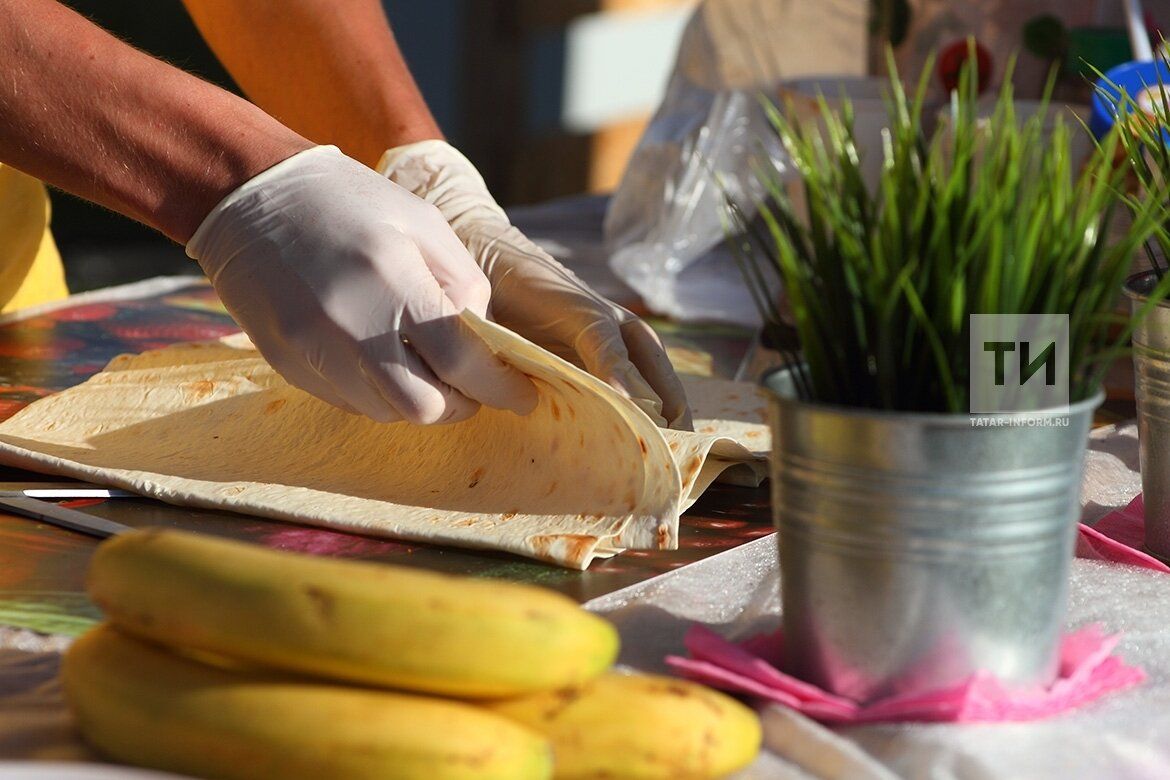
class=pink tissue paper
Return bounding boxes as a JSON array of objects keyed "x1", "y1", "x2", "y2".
[
  {"x1": 1077, "y1": 495, "x2": 1170, "y2": 573},
  {"x1": 667, "y1": 624, "x2": 1144, "y2": 724}
]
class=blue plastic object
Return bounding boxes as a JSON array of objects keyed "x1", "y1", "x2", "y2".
[{"x1": 1091, "y1": 59, "x2": 1170, "y2": 141}]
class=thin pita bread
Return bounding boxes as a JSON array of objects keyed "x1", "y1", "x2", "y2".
[{"x1": 0, "y1": 313, "x2": 767, "y2": 568}]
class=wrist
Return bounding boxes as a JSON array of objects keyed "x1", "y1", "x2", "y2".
[
  {"x1": 186, "y1": 145, "x2": 346, "y2": 265},
  {"x1": 146, "y1": 103, "x2": 314, "y2": 244}
]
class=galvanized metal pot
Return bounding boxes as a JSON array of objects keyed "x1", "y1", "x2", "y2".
[
  {"x1": 1125, "y1": 271, "x2": 1170, "y2": 563},
  {"x1": 761, "y1": 368, "x2": 1100, "y2": 703}
]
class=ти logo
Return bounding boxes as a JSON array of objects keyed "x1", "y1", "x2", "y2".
[
  {"x1": 983, "y1": 340, "x2": 1058, "y2": 387},
  {"x1": 969, "y1": 315, "x2": 1069, "y2": 414}
]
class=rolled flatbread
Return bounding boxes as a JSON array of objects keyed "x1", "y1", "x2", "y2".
[{"x1": 0, "y1": 313, "x2": 768, "y2": 568}]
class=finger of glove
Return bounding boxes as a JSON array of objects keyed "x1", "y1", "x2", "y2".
[
  {"x1": 206, "y1": 259, "x2": 370, "y2": 417},
  {"x1": 621, "y1": 319, "x2": 694, "y2": 431},
  {"x1": 357, "y1": 338, "x2": 481, "y2": 425},
  {"x1": 575, "y1": 320, "x2": 669, "y2": 427},
  {"x1": 273, "y1": 311, "x2": 462, "y2": 425},
  {"x1": 260, "y1": 347, "x2": 367, "y2": 419},
  {"x1": 222, "y1": 270, "x2": 403, "y2": 422},
  {"x1": 410, "y1": 207, "x2": 492, "y2": 316},
  {"x1": 298, "y1": 339, "x2": 449, "y2": 423},
  {"x1": 404, "y1": 289, "x2": 539, "y2": 417},
  {"x1": 347, "y1": 238, "x2": 510, "y2": 424},
  {"x1": 484, "y1": 231, "x2": 595, "y2": 299}
]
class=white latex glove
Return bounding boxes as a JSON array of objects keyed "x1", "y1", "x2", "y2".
[
  {"x1": 186, "y1": 145, "x2": 537, "y2": 424},
  {"x1": 378, "y1": 140, "x2": 693, "y2": 430}
]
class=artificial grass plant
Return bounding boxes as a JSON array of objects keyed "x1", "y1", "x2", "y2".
[{"x1": 728, "y1": 50, "x2": 1170, "y2": 412}]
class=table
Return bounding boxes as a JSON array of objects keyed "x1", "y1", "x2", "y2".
[
  {"x1": 0, "y1": 273, "x2": 772, "y2": 637},
  {"x1": 2, "y1": 197, "x2": 1165, "y2": 778},
  {"x1": 54, "y1": 200, "x2": 764, "y2": 622}
]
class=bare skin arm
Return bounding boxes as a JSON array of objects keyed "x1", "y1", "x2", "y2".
[
  {"x1": 181, "y1": 0, "x2": 442, "y2": 167},
  {"x1": 0, "y1": 0, "x2": 312, "y2": 242}
]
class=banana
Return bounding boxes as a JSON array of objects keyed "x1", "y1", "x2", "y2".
[
  {"x1": 63, "y1": 625, "x2": 553, "y2": 780},
  {"x1": 485, "y1": 671, "x2": 762, "y2": 779},
  {"x1": 86, "y1": 529, "x2": 618, "y2": 698}
]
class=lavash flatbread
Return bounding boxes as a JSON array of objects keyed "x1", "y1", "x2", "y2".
[{"x1": 0, "y1": 313, "x2": 767, "y2": 569}]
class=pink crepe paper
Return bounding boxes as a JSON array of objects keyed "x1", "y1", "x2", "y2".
[
  {"x1": 1077, "y1": 495, "x2": 1170, "y2": 573},
  {"x1": 666, "y1": 623, "x2": 1144, "y2": 724}
]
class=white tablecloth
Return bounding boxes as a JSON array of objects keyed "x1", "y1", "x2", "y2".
[{"x1": 577, "y1": 423, "x2": 1164, "y2": 780}]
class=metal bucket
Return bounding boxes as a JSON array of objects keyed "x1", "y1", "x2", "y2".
[
  {"x1": 1125, "y1": 271, "x2": 1170, "y2": 562},
  {"x1": 761, "y1": 367, "x2": 1100, "y2": 703}
]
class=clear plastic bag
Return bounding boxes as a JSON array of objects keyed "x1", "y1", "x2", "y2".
[
  {"x1": 605, "y1": 84, "x2": 785, "y2": 326},
  {"x1": 604, "y1": 0, "x2": 869, "y2": 326}
]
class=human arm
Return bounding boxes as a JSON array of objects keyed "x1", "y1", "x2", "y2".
[
  {"x1": 0, "y1": 0, "x2": 308, "y2": 242},
  {"x1": 182, "y1": 0, "x2": 693, "y2": 427},
  {"x1": 0, "y1": 0, "x2": 535, "y2": 423},
  {"x1": 180, "y1": 0, "x2": 439, "y2": 167}
]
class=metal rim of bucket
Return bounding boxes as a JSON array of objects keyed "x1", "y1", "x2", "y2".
[{"x1": 760, "y1": 365, "x2": 1103, "y2": 426}]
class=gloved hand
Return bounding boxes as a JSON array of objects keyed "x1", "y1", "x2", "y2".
[
  {"x1": 186, "y1": 145, "x2": 537, "y2": 424},
  {"x1": 378, "y1": 140, "x2": 692, "y2": 430}
]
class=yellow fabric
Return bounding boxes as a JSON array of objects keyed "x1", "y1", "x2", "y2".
[{"x1": 0, "y1": 164, "x2": 69, "y2": 313}]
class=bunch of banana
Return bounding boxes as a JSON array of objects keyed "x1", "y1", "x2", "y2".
[
  {"x1": 65, "y1": 528, "x2": 761, "y2": 779},
  {"x1": 65, "y1": 626, "x2": 551, "y2": 780},
  {"x1": 488, "y1": 672, "x2": 764, "y2": 779},
  {"x1": 85, "y1": 527, "x2": 618, "y2": 698}
]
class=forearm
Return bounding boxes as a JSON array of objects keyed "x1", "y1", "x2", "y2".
[
  {"x1": 182, "y1": 0, "x2": 441, "y2": 168},
  {"x1": 0, "y1": 0, "x2": 311, "y2": 242}
]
